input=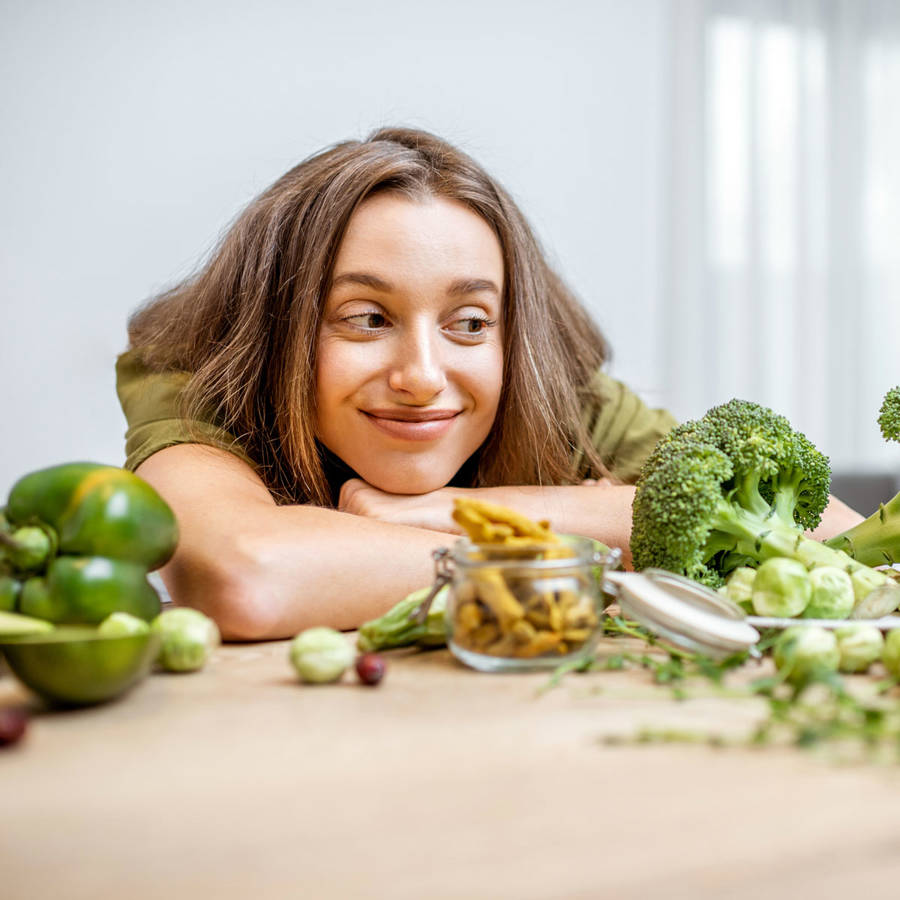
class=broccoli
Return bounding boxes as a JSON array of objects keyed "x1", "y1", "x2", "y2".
[
  {"x1": 630, "y1": 398, "x2": 898, "y2": 614},
  {"x1": 878, "y1": 386, "x2": 900, "y2": 443},
  {"x1": 824, "y1": 385, "x2": 900, "y2": 568}
]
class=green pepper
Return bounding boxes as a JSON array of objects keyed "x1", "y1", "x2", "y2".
[
  {"x1": 0, "y1": 574, "x2": 21, "y2": 612},
  {"x1": 6, "y1": 462, "x2": 177, "y2": 568},
  {"x1": 2, "y1": 462, "x2": 178, "y2": 624},
  {"x1": 19, "y1": 557, "x2": 162, "y2": 624}
]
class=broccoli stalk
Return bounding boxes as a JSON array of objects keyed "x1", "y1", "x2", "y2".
[
  {"x1": 823, "y1": 385, "x2": 900, "y2": 568},
  {"x1": 630, "y1": 398, "x2": 900, "y2": 616}
]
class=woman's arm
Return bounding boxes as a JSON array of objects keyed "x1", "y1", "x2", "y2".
[
  {"x1": 136, "y1": 445, "x2": 451, "y2": 641},
  {"x1": 338, "y1": 481, "x2": 865, "y2": 560},
  {"x1": 338, "y1": 479, "x2": 637, "y2": 564}
]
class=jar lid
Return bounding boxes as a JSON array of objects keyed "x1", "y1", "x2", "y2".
[{"x1": 604, "y1": 569, "x2": 760, "y2": 659}]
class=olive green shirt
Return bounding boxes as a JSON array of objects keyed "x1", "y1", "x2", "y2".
[{"x1": 115, "y1": 350, "x2": 676, "y2": 488}]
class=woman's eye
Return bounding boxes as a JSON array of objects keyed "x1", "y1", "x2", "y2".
[
  {"x1": 447, "y1": 317, "x2": 494, "y2": 336},
  {"x1": 344, "y1": 312, "x2": 388, "y2": 330}
]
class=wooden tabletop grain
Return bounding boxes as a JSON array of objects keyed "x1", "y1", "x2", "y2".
[{"x1": 3, "y1": 634, "x2": 900, "y2": 900}]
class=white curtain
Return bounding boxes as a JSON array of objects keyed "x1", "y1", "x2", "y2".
[{"x1": 662, "y1": 0, "x2": 900, "y2": 473}]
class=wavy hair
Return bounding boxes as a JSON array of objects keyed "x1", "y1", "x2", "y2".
[{"x1": 127, "y1": 127, "x2": 610, "y2": 505}]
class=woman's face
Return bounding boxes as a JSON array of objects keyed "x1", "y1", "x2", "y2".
[{"x1": 316, "y1": 192, "x2": 505, "y2": 494}]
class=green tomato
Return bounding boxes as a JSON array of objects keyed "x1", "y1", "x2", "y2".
[
  {"x1": 151, "y1": 607, "x2": 220, "y2": 672},
  {"x1": 98, "y1": 611, "x2": 151, "y2": 638},
  {"x1": 882, "y1": 629, "x2": 900, "y2": 678},
  {"x1": 835, "y1": 624, "x2": 884, "y2": 673},
  {"x1": 803, "y1": 566, "x2": 855, "y2": 620},
  {"x1": 752, "y1": 558, "x2": 812, "y2": 617},
  {"x1": 773, "y1": 625, "x2": 839, "y2": 683},
  {"x1": 290, "y1": 627, "x2": 354, "y2": 684},
  {"x1": 724, "y1": 567, "x2": 757, "y2": 611}
]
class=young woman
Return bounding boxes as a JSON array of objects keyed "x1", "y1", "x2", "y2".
[{"x1": 117, "y1": 127, "x2": 861, "y2": 640}]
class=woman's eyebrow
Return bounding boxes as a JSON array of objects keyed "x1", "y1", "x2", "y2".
[
  {"x1": 446, "y1": 278, "x2": 501, "y2": 297},
  {"x1": 330, "y1": 272, "x2": 500, "y2": 297},
  {"x1": 330, "y1": 272, "x2": 393, "y2": 292}
]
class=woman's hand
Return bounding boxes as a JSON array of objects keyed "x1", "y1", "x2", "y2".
[
  {"x1": 338, "y1": 477, "x2": 637, "y2": 566},
  {"x1": 337, "y1": 479, "x2": 465, "y2": 534}
]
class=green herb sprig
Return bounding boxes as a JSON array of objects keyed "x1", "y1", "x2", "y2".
[{"x1": 547, "y1": 615, "x2": 900, "y2": 762}]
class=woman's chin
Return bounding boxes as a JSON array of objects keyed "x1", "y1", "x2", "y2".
[{"x1": 362, "y1": 465, "x2": 454, "y2": 496}]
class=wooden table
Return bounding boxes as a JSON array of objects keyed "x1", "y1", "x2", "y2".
[{"x1": 4, "y1": 635, "x2": 900, "y2": 900}]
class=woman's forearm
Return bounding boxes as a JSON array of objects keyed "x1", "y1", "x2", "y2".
[
  {"x1": 137, "y1": 446, "x2": 450, "y2": 640},
  {"x1": 212, "y1": 505, "x2": 452, "y2": 639},
  {"x1": 339, "y1": 479, "x2": 636, "y2": 566}
]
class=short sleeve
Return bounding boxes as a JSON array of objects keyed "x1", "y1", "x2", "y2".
[
  {"x1": 115, "y1": 351, "x2": 253, "y2": 471},
  {"x1": 580, "y1": 370, "x2": 678, "y2": 483}
]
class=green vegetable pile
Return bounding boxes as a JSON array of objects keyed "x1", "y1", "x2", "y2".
[
  {"x1": 630, "y1": 391, "x2": 900, "y2": 618},
  {"x1": 0, "y1": 462, "x2": 222, "y2": 697},
  {"x1": 568, "y1": 386, "x2": 900, "y2": 759},
  {"x1": 0, "y1": 462, "x2": 178, "y2": 625}
]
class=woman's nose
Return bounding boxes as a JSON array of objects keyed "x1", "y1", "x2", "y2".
[{"x1": 387, "y1": 328, "x2": 447, "y2": 400}]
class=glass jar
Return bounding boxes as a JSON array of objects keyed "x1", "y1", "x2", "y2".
[{"x1": 436, "y1": 535, "x2": 621, "y2": 672}]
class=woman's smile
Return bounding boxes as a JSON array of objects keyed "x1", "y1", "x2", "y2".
[{"x1": 360, "y1": 407, "x2": 461, "y2": 441}]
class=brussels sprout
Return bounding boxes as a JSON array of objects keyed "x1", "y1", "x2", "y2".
[
  {"x1": 151, "y1": 607, "x2": 220, "y2": 672},
  {"x1": 851, "y1": 579, "x2": 900, "y2": 619},
  {"x1": 723, "y1": 567, "x2": 756, "y2": 611},
  {"x1": 803, "y1": 566, "x2": 855, "y2": 620},
  {"x1": 98, "y1": 611, "x2": 151, "y2": 637},
  {"x1": 290, "y1": 627, "x2": 354, "y2": 684},
  {"x1": 835, "y1": 624, "x2": 884, "y2": 673},
  {"x1": 752, "y1": 558, "x2": 812, "y2": 617},
  {"x1": 882, "y1": 629, "x2": 900, "y2": 678},
  {"x1": 773, "y1": 625, "x2": 839, "y2": 683}
]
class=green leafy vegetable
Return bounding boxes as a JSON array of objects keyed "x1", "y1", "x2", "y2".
[
  {"x1": 630, "y1": 398, "x2": 900, "y2": 615},
  {"x1": 824, "y1": 386, "x2": 900, "y2": 567},
  {"x1": 878, "y1": 386, "x2": 900, "y2": 443}
]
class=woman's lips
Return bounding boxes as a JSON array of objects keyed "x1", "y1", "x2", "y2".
[{"x1": 361, "y1": 409, "x2": 460, "y2": 441}]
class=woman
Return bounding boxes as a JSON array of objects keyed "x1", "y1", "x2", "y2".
[{"x1": 117, "y1": 127, "x2": 859, "y2": 640}]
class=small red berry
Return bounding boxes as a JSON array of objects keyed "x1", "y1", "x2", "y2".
[
  {"x1": 0, "y1": 707, "x2": 29, "y2": 747},
  {"x1": 355, "y1": 653, "x2": 386, "y2": 686}
]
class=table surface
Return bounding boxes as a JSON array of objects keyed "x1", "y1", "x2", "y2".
[{"x1": 4, "y1": 633, "x2": 900, "y2": 900}]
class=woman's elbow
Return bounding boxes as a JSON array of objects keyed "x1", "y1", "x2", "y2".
[{"x1": 159, "y1": 535, "x2": 290, "y2": 641}]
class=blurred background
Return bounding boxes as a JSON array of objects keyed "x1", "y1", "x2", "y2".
[{"x1": 1, "y1": 0, "x2": 898, "y2": 508}]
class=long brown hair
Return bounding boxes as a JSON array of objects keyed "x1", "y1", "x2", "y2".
[{"x1": 127, "y1": 127, "x2": 611, "y2": 505}]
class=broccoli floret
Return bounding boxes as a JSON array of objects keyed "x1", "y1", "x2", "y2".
[
  {"x1": 878, "y1": 385, "x2": 900, "y2": 444},
  {"x1": 631, "y1": 399, "x2": 896, "y2": 612},
  {"x1": 824, "y1": 385, "x2": 900, "y2": 568}
]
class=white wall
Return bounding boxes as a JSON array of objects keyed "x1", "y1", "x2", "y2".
[{"x1": 0, "y1": 0, "x2": 667, "y2": 492}]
